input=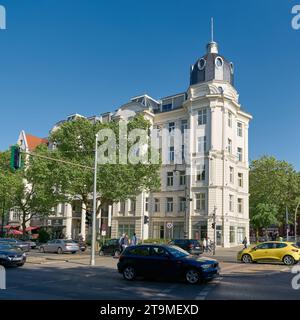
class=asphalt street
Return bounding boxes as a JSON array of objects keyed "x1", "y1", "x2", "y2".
[{"x1": 0, "y1": 252, "x2": 299, "y2": 300}]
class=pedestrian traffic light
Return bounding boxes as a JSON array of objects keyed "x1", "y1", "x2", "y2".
[
  {"x1": 211, "y1": 223, "x2": 215, "y2": 229},
  {"x1": 144, "y1": 216, "x2": 149, "y2": 224},
  {"x1": 10, "y1": 145, "x2": 22, "y2": 170}
]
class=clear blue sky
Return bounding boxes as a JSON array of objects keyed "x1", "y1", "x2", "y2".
[{"x1": 0, "y1": 0, "x2": 300, "y2": 169}]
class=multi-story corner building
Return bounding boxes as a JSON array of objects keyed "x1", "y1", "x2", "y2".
[{"x1": 13, "y1": 38, "x2": 252, "y2": 247}]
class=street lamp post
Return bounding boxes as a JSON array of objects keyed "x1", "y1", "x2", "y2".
[
  {"x1": 90, "y1": 133, "x2": 98, "y2": 266},
  {"x1": 212, "y1": 206, "x2": 217, "y2": 255}
]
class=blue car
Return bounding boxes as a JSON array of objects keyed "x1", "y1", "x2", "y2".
[{"x1": 117, "y1": 244, "x2": 219, "y2": 284}]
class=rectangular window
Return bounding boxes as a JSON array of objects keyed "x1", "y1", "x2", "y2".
[
  {"x1": 181, "y1": 119, "x2": 188, "y2": 133},
  {"x1": 229, "y1": 195, "x2": 234, "y2": 212},
  {"x1": 229, "y1": 166, "x2": 234, "y2": 184},
  {"x1": 168, "y1": 122, "x2": 175, "y2": 133},
  {"x1": 181, "y1": 144, "x2": 185, "y2": 162},
  {"x1": 195, "y1": 193, "x2": 206, "y2": 211},
  {"x1": 154, "y1": 198, "x2": 160, "y2": 212},
  {"x1": 145, "y1": 197, "x2": 149, "y2": 212},
  {"x1": 179, "y1": 197, "x2": 186, "y2": 212},
  {"x1": 167, "y1": 172, "x2": 174, "y2": 186},
  {"x1": 228, "y1": 139, "x2": 232, "y2": 154},
  {"x1": 230, "y1": 226, "x2": 235, "y2": 243},
  {"x1": 237, "y1": 122, "x2": 243, "y2": 137},
  {"x1": 162, "y1": 103, "x2": 172, "y2": 112},
  {"x1": 238, "y1": 198, "x2": 243, "y2": 213},
  {"x1": 198, "y1": 108, "x2": 207, "y2": 125},
  {"x1": 196, "y1": 164, "x2": 206, "y2": 181},
  {"x1": 238, "y1": 173, "x2": 243, "y2": 187},
  {"x1": 237, "y1": 147, "x2": 243, "y2": 162},
  {"x1": 119, "y1": 201, "x2": 125, "y2": 214},
  {"x1": 166, "y1": 198, "x2": 173, "y2": 212},
  {"x1": 118, "y1": 224, "x2": 135, "y2": 238},
  {"x1": 169, "y1": 146, "x2": 175, "y2": 162},
  {"x1": 179, "y1": 171, "x2": 186, "y2": 185},
  {"x1": 129, "y1": 198, "x2": 136, "y2": 213},
  {"x1": 197, "y1": 136, "x2": 207, "y2": 153},
  {"x1": 228, "y1": 111, "x2": 232, "y2": 127}
]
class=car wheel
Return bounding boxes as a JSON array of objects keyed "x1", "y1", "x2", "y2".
[
  {"x1": 283, "y1": 255, "x2": 295, "y2": 266},
  {"x1": 71, "y1": 251, "x2": 76, "y2": 254},
  {"x1": 123, "y1": 266, "x2": 136, "y2": 281},
  {"x1": 39, "y1": 247, "x2": 45, "y2": 253},
  {"x1": 99, "y1": 250, "x2": 104, "y2": 256},
  {"x1": 57, "y1": 247, "x2": 63, "y2": 254},
  {"x1": 242, "y1": 254, "x2": 252, "y2": 263},
  {"x1": 185, "y1": 269, "x2": 200, "y2": 284}
]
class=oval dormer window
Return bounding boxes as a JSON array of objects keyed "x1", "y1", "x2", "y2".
[
  {"x1": 198, "y1": 58, "x2": 206, "y2": 70},
  {"x1": 215, "y1": 57, "x2": 223, "y2": 68}
]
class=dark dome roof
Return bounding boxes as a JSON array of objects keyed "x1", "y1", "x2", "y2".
[{"x1": 190, "y1": 43, "x2": 234, "y2": 86}]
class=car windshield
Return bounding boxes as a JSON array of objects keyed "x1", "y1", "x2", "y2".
[
  {"x1": 167, "y1": 245, "x2": 189, "y2": 258},
  {"x1": 0, "y1": 244, "x2": 19, "y2": 250}
]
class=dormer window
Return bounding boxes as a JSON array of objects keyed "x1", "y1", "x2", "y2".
[
  {"x1": 198, "y1": 58, "x2": 206, "y2": 70},
  {"x1": 215, "y1": 57, "x2": 223, "y2": 68}
]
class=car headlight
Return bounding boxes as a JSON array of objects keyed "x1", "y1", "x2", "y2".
[
  {"x1": 201, "y1": 264, "x2": 212, "y2": 269},
  {"x1": 23, "y1": 253, "x2": 26, "y2": 257}
]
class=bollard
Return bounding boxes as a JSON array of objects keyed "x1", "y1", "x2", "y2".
[{"x1": 0, "y1": 265, "x2": 5, "y2": 290}]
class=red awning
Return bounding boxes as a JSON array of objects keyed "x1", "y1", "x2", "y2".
[
  {"x1": 25, "y1": 226, "x2": 40, "y2": 232},
  {"x1": 3, "y1": 225, "x2": 19, "y2": 229}
]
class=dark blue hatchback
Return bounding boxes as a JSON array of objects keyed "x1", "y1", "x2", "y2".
[{"x1": 117, "y1": 244, "x2": 219, "y2": 284}]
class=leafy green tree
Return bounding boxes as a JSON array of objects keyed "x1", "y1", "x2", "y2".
[
  {"x1": 249, "y1": 156, "x2": 300, "y2": 226},
  {"x1": 251, "y1": 203, "x2": 278, "y2": 240},
  {"x1": 0, "y1": 151, "x2": 23, "y2": 235},
  {"x1": 49, "y1": 115, "x2": 161, "y2": 217}
]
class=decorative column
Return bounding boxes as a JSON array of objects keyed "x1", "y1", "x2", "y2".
[
  {"x1": 65, "y1": 203, "x2": 72, "y2": 239},
  {"x1": 80, "y1": 202, "x2": 86, "y2": 241}
]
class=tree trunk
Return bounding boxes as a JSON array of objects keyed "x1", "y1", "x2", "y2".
[{"x1": 22, "y1": 211, "x2": 27, "y2": 238}]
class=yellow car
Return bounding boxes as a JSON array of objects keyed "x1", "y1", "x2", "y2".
[{"x1": 237, "y1": 241, "x2": 300, "y2": 266}]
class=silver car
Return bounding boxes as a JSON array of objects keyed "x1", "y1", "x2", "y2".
[{"x1": 39, "y1": 239, "x2": 79, "y2": 254}]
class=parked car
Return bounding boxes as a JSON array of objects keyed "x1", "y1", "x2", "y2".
[
  {"x1": 99, "y1": 239, "x2": 121, "y2": 256},
  {"x1": 0, "y1": 238, "x2": 31, "y2": 252},
  {"x1": 117, "y1": 244, "x2": 219, "y2": 284},
  {"x1": 39, "y1": 239, "x2": 79, "y2": 254},
  {"x1": 0, "y1": 244, "x2": 26, "y2": 267},
  {"x1": 237, "y1": 241, "x2": 300, "y2": 266},
  {"x1": 168, "y1": 239, "x2": 203, "y2": 255}
]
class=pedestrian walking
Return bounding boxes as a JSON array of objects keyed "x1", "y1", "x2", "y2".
[
  {"x1": 242, "y1": 236, "x2": 248, "y2": 249},
  {"x1": 122, "y1": 234, "x2": 129, "y2": 251},
  {"x1": 119, "y1": 233, "x2": 125, "y2": 252},
  {"x1": 131, "y1": 233, "x2": 138, "y2": 246}
]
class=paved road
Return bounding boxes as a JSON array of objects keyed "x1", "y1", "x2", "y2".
[{"x1": 0, "y1": 252, "x2": 299, "y2": 300}]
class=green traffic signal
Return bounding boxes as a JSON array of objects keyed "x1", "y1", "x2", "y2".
[{"x1": 10, "y1": 145, "x2": 22, "y2": 170}]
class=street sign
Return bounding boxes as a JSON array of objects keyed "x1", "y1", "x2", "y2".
[{"x1": 166, "y1": 222, "x2": 173, "y2": 229}]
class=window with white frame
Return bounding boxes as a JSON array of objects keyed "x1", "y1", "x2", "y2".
[
  {"x1": 228, "y1": 111, "x2": 232, "y2": 127},
  {"x1": 196, "y1": 164, "x2": 206, "y2": 181},
  {"x1": 238, "y1": 173, "x2": 243, "y2": 187},
  {"x1": 179, "y1": 197, "x2": 186, "y2": 212},
  {"x1": 167, "y1": 172, "x2": 174, "y2": 186},
  {"x1": 229, "y1": 166, "x2": 234, "y2": 184},
  {"x1": 229, "y1": 195, "x2": 234, "y2": 212},
  {"x1": 169, "y1": 146, "x2": 175, "y2": 162},
  {"x1": 145, "y1": 197, "x2": 149, "y2": 212},
  {"x1": 197, "y1": 136, "x2": 207, "y2": 153},
  {"x1": 129, "y1": 198, "x2": 136, "y2": 213},
  {"x1": 237, "y1": 147, "x2": 243, "y2": 162},
  {"x1": 179, "y1": 171, "x2": 186, "y2": 185},
  {"x1": 227, "y1": 139, "x2": 232, "y2": 154},
  {"x1": 195, "y1": 193, "x2": 206, "y2": 211},
  {"x1": 154, "y1": 198, "x2": 160, "y2": 212},
  {"x1": 119, "y1": 201, "x2": 125, "y2": 214},
  {"x1": 237, "y1": 122, "x2": 243, "y2": 137},
  {"x1": 238, "y1": 198, "x2": 243, "y2": 213},
  {"x1": 166, "y1": 197, "x2": 173, "y2": 212},
  {"x1": 198, "y1": 108, "x2": 207, "y2": 125},
  {"x1": 168, "y1": 122, "x2": 175, "y2": 133},
  {"x1": 181, "y1": 119, "x2": 188, "y2": 134}
]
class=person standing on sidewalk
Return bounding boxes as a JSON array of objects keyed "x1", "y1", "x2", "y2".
[
  {"x1": 202, "y1": 238, "x2": 207, "y2": 252},
  {"x1": 131, "y1": 233, "x2": 138, "y2": 246},
  {"x1": 242, "y1": 236, "x2": 248, "y2": 249}
]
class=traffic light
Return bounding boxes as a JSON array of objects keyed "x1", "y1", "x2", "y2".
[
  {"x1": 211, "y1": 223, "x2": 215, "y2": 229},
  {"x1": 10, "y1": 145, "x2": 22, "y2": 170},
  {"x1": 144, "y1": 216, "x2": 149, "y2": 224}
]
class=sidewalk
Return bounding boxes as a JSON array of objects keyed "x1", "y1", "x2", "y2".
[{"x1": 203, "y1": 245, "x2": 243, "y2": 263}]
